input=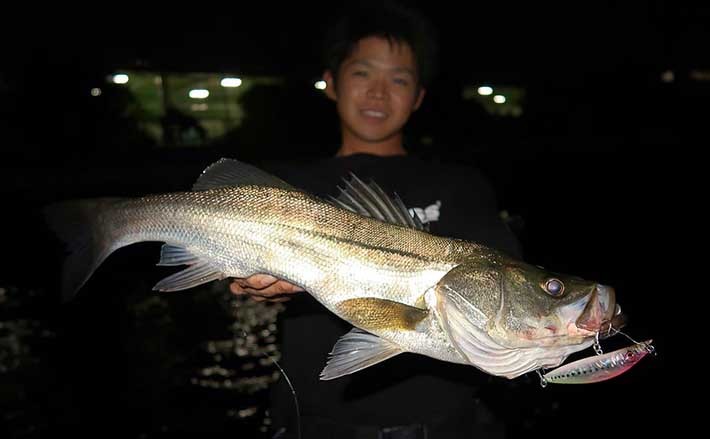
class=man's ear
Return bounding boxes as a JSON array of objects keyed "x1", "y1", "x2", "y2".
[
  {"x1": 413, "y1": 88, "x2": 426, "y2": 111},
  {"x1": 323, "y1": 70, "x2": 337, "y2": 101}
]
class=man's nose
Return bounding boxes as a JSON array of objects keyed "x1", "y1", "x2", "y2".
[{"x1": 367, "y1": 79, "x2": 387, "y2": 99}]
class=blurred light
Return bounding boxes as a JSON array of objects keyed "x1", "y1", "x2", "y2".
[
  {"x1": 690, "y1": 69, "x2": 710, "y2": 81},
  {"x1": 90, "y1": 88, "x2": 102, "y2": 96},
  {"x1": 477, "y1": 86, "x2": 493, "y2": 96},
  {"x1": 314, "y1": 80, "x2": 327, "y2": 90},
  {"x1": 661, "y1": 70, "x2": 674, "y2": 83},
  {"x1": 112, "y1": 74, "x2": 129, "y2": 84},
  {"x1": 221, "y1": 77, "x2": 242, "y2": 87},
  {"x1": 238, "y1": 407, "x2": 257, "y2": 418},
  {"x1": 493, "y1": 95, "x2": 506, "y2": 104},
  {"x1": 191, "y1": 103, "x2": 208, "y2": 111},
  {"x1": 189, "y1": 89, "x2": 209, "y2": 99}
]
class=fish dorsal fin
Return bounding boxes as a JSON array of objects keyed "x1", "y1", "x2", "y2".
[
  {"x1": 319, "y1": 328, "x2": 403, "y2": 380},
  {"x1": 329, "y1": 173, "x2": 428, "y2": 231},
  {"x1": 192, "y1": 158, "x2": 293, "y2": 191}
]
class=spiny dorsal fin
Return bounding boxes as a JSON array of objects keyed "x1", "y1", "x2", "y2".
[
  {"x1": 193, "y1": 158, "x2": 293, "y2": 191},
  {"x1": 329, "y1": 173, "x2": 428, "y2": 231},
  {"x1": 320, "y1": 328, "x2": 403, "y2": 380}
]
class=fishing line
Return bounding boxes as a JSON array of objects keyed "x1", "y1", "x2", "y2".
[
  {"x1": 240, "y1": 329, "x2": 302, "y2": 439},
  {"x1": 597, "y1": 327, "x2": 656, "y2": 357},
  {"x1": 604, "y1": 326, "x2": 640, "y2": 345},
  {"x1": 609, "y1": 328, "x2": 656, "y2": 354}
]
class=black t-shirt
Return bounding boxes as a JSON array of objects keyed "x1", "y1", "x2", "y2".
[{"x1": 261, "y1": 153, "x2": 522, "y2": 432}]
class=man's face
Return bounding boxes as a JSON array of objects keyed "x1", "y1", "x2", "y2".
[{"x1": 325, "y1": 36, "x2": 425, "y2": 145}]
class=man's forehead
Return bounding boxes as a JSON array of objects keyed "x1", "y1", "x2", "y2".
[{"x1": 343, "y1": 37, "x2": 417, "y2": 73}]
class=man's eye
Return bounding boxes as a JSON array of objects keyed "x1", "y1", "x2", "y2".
[
  {"x1": 393, "y1": 78, "x2": 409, "y2": 86},
  {"x1": 353, "y1": 71, "x2": 368, "y2": 77}
]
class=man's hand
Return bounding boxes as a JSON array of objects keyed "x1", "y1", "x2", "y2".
[{"x1": 229, "y1": 274, "x2": 303, "y2": 302}]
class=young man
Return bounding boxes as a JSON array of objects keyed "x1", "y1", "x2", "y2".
[{"x1": 231, "y1": 3, "x2": 521, "y2": 438}]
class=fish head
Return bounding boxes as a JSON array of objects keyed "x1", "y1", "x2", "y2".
[
  {"x1": 495, "y1": 261, "x2": 618, "y2": 345},
  {"x1": 432, "y1": 254, "x2": 624, "y2": 378}
]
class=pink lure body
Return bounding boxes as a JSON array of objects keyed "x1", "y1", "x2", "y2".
[{"x1": 542, "y1": 340, "x2": 653, "y2": 384}]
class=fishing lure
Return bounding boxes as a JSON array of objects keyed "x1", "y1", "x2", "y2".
[{"x1": 538, "y1": 339, "x2": 654, "y2": 387}]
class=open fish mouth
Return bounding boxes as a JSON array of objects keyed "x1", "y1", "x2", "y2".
[{"x1": 575, "y1": 284, "x2": 617, "y2": 333}]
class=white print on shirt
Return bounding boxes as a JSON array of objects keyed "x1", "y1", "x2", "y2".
[{"x1": 409, "y1": 200, "x2": 442, "y2": 224}]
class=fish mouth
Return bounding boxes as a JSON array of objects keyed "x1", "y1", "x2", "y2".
[
  {"x1": 598, "y1": 306, "x2": 627, "y2": 339},
  {"x1": 575, "y1": 284, "x2": 620, "y2": 334}
]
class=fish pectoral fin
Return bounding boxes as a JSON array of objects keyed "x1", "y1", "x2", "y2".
[
  {"x1": 319, "y1": 328, "x2": 403, "y2": 381},
  {"x1": 152, "y1": 260, "x2": 225, "y2": 292},
  {"x1": 157, "y1": 244, "x2": 200, "y2": 266},
  {"x1": 335, "y1": 297, "x2": 428, "y2": 332}
]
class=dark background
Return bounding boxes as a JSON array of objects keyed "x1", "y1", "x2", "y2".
[{"x1": 1, "y1": 1, "x2": 698, "y2": 437}]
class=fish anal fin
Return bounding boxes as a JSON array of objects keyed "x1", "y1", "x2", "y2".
[
  {"x1": 320, "y1": 328, "x2": 402, "y2": 380},
  {"x1": 157, "y1": 244, "x2": 200, "y2": 266},
  {"x1": 335, "y1": 297, "x2": 428, "y2": 332}
]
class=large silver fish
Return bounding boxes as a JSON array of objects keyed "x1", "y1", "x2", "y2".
[{"x1": 45, "y1": 158, "x2": 624, "y2": 380}]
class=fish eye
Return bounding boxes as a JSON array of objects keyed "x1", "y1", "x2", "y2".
[{"x1": 543, "y1": 278, "x2": 565, "y2": 296}]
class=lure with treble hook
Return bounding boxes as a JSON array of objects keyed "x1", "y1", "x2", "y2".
[{"x1": 539, "y1": 340, "x2": 654, "y2": 386}]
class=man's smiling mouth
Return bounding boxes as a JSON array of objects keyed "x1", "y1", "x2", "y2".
[{"x1": 361, "y1": 109, "x2": 387, "y2": 118}]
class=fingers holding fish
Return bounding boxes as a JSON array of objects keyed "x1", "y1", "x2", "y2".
[{"x1": 229, "y1": 275, "x2": 303, "y2": 302}]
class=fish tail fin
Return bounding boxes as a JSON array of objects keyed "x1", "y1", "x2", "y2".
[{"x1": 44, "y1": 198, "x2": 124, "y2": 301}]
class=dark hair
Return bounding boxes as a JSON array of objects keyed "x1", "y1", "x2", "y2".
[{"x1": 322, "y1": 1, "x2": 439, "y2": 88}]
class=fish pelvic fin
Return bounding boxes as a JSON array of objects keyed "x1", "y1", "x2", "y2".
[
  {"x1": 44, "y1": 198, "x2": 124, "y2": 301},
  {"x1": 157, "y1": 244, "x2": 200, "y2": 266},
  {"x1": 192, "y1": 158, "x2": 293, "y2": 191},
  {"x1": 153, "y1": 252, "x2": 226, "y2": 292},
  {"x1": 320, "y1": 328, "x2": 403, "y2": 380}
]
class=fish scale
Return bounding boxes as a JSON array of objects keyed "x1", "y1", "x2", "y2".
[{"x1": 108, "y1": 187, "x2": 456, "y2": 310}]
